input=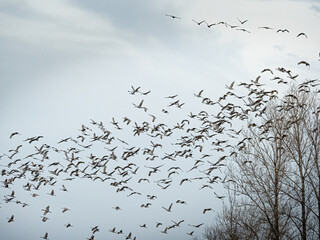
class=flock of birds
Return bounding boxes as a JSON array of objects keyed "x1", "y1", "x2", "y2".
[
  {"x1": 0, "y1": 12, "x2": 319, "y2": 240},
  {"x1": 165, "y1": 13, "x2": 318, "y2": 44}
]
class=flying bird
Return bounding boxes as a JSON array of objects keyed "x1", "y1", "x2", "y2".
[
  {"x1": 236, "y1": 28, "x2": 251, "y2": 33},
  {"x1": 225, "y1": 81, "x2": 235, "y2": 90},
  {"x1": 203, "y1": 208, "x2": 214, "y2": 214},
  {"x1": 277, "y1": 29, "x2": 289, "y2": 33},
  {"x1": 237, "y1": 17, "x2": 248, "y2": 24},
  {"x1": 8, "y1": 215, "x2": 14, "y2": 223},
  {"x1": 165, "y1": 14, "x2": 181, "y2": 19},
  {"x1": 297, "y1": 32, "x2": 307, "y2": 38},
  {"x1": 258, "y1": 26, "x2": 273, "y2": 30},
  {"x1": 192, "y1": 19, "x2": 206, "y2": 25},
  {"x1": 206, "y1": 22, "x2": 217, "y2": 28},
  {"x1": 9, "y1": 132, "x2": 20, "y2": 139},
  {"x1": 128, "y1": 86, "x2": 140, "y2": 95},
  {"x1": 188, "y1": 223, "x2": 204, "y2": 228},
  {"x1": 298, "y1": 61, "x2": 310, "y2": 69},
  {"x1": 41, "y1": 233, "x2": 48, "y2": 240},
  {"x1": 194, "y1": 90, "x2": 204, "y2": 98},
  {"x1": 162, "y1": 203, "x2": 173, "y2": 212}
]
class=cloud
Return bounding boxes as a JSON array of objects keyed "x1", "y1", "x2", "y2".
[{"x1": 311, "y1": 4, "x2": 320, "y2": 13}]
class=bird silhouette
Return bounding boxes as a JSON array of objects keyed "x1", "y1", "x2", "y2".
[
  {"x1": 192, "y1": 19, "x2": 206, "y2": 25},
  {"x1": 9, "y1": 132, "x2": 20, "y2": 139},
  {"x1": 237, "y1": 17, "x2": 248, "y2": 24},
  {"x1": 277, "y1": 29, "x2": 289, "y2": 33},
  {"x1": 7, "y1": 215, "x2": 14, "y2": 223},
  {"x1": 297, "y1": 32, "x2": 307, "y2": 38},
  {"x1": 40, "y1": 233, "x2": 48, "y2": 240},
  {"x1": 165, "y1": 14, "x2": 181, "y2": 19},
  {"x1": 162, "y1": 203, "x2": 173, "y2": 212},
  {"x1": 298, "y1": 61, "x2": 310, "y2": 69}
]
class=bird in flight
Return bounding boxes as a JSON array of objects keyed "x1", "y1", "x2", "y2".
[
  {"x1": 8, "y1": 215, "x2": 14, "y2": 223},
  {"x1": 225, "y1": 81, "x2": 235, "y2": 90},
  {"x1": 9, "y1": 132, "x2": 20, "y2": 139},
  {"x1": 194, "y1": 90, "x2": 204, "y2": 98},
  {"x1": 192, "y1": 19, "x2": 206, "y2": 25},
  {"x1": 162, "y1": 203, "x2": 173, "y2": 212},
  {"x1": 298, "y1": 61, "x2": 310, "y2": 69},
  {"x1": 277, "y1": 29, "x2": 289, "y2": 33},
  {"x1": 206, "y1": 22, "x2": 217, "y2": 28},
  {"x1": 165, "y1": 14, "x2": 181, "y2": 19},
  {"x1": 258, "y1": 26, "x2": 273, "y2": 30},
  {"x1": 297, "y1": 32, "x2": 307, "y2": 38},
  {"x1": 128, "y1": 86, "x2": 140, "y2": 95},
  {"x1": 189, "y1": 223, "x2": 204, "y2": 228},
  {"x1": 41, "y1": 233, "x2": 48, "y2": 240},
  {"x1": 236, "y1": 28, "x2": 251, "y2": 33},
  {"x1": 237, "y1": 17, "x2": 248, "y2": 24}
]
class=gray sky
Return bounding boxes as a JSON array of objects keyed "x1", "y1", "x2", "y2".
[{"x1": 1, "y1": 0, "x2": 320, "y2": 239}]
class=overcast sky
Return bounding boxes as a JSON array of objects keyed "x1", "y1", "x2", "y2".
[{"x1": 1, "y1": 0, "x2": 320, "y2": 239}]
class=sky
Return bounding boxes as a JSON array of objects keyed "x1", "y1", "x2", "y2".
[{"x1": 0, "y1": 0, "x2": 320, "y2": 239}]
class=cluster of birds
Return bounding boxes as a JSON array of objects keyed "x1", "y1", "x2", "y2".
[
  {"x1": 165, "y1": 13, "x2": 314, "y2": 42},
  {"x1": 1, "y1": 13, "x2": 319, "y2": 240}
]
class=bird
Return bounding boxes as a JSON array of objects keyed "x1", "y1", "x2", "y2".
[
  {"x1": 8, "y1": 215, "x2": 14, "y2": 223},
  {"x1": 165, "y1": 14, "x2": 181, "y2": 19},
  {"x1": 147, "y1": 195, "x2": 157, "y2": 200},
  {"x1": 41, "y1": 233, "x2": 48, "y2": 240},
  {"x1": 42, "y1": 206, "x2": 51, "y2": 215},
  {"x1": 48, "y1": 189, "x2": 55, "y2": 196},
  {"x1": 206, "y1": 22, "x2": 217, "y2": 28},
  {"x1": 41, "y1": 216, "x2": 49, "y2": 222},
  {"x1": 128, "y1": 86, "x2": 140, "y2": 95},
  {"x1": 125, "y1": 232, "x2": 132, "y2": 239},
  {"x1": 9, "y1": 132, "x2": 20, "y2": 139},
  {"x1": 214, "y1": 192, "x2": 226, "y2": 199},
  {"x1": 189, "y1": 223, "x2": 204, "y2": 228},
  {"x1": 187, "y1": 231, "x2": 194, "y2": 235},
  {"x1": 236, "y1": 28, "x2": 250, "y2": 33},
  {"x1": 258, "y1": 26, "x2": 273, "y2": 30},
  {"x1": 192, "y1": 19, "x2": 206, "y2": 25},
  {"x1": 298, "y1": 61, "x2": 310, "y2": 69},
  {"x1": 161, "y1": 227, "x2": 168, "y2": 234},
  {"x1": 133, "y1": 100, "x2": 147, "y2": 112},
  {"x1": 297, "y1": 32, "x2": 307, "y2": 38},
  {"x1": 162, "y1": 203, "x2": 173, "y2": 212},
  {"x1": 141, "y1": 203, "x2": 152, "y2": 208},
  {"x1": 203, "y1": 208, "x2": 214, "y2": 214},
  {"x1": 166, "y1": 94, "x2": 178, "y2": 99},
  {"x1": 225, "y1": 81, "x2": 235, "y2": 90},
  {"x1": 141, "y1": 90, "x2": 151, "y2": 95},
  {"x1": 261, "y1": 68, "x2": 273, "y2": 74},
  {"x1": 180, "y1": 178, "x2": 191, "y2": 185},
  {"x1": 60, "y1": 185, "x2": 68, "y2": 192},
  {"x1": 62, "y1": 207, "x2": 70, "y2": 213},
  {"x1": 237, "y1": 17, "x2": 248, "y2": 24},
  {"x1": 194, "y1": 90, "x2": 204, "y2": 98},
  {"x1": 65, "y1": 223, "x2": 73, "y2": 228},
  {"x1": 277, "y1": 29, "x2": 289, "y2": 33},
  {"x1": 171, "y1": 219, "x2": 184, "y2": 227}
]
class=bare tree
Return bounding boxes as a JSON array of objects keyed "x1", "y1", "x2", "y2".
[{"x1": 279, "y1": 88, "x2": 317, "y2": 240}]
